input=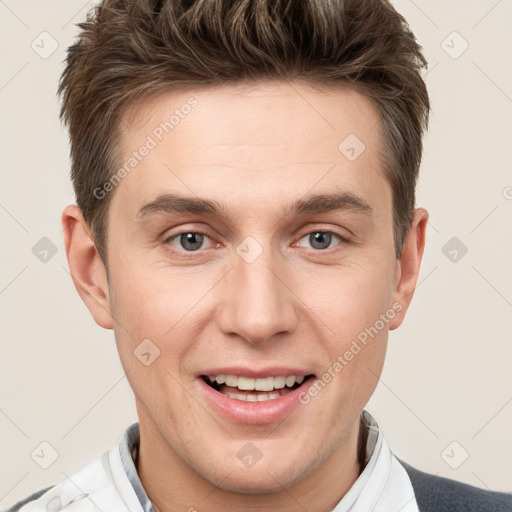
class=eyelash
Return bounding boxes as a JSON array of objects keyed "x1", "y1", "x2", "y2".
[{"x1": 162, "y1": 228, "x2": 351, "y2": 258}]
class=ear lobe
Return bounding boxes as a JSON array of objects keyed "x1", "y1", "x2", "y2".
[
  {"x1": 388, "y1": 208, "x2": 428, "y2": 330},
  {"x1": 62, "y1": 204, "x2": 114, "y2": 329}
]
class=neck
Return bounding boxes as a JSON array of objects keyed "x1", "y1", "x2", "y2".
[{"x1": 136, "y1": 412, "x2": 364, "y2": 512}]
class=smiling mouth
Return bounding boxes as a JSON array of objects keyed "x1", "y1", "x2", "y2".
[{"x1": 201, "y1": 374, "x2": 315, "y2": 402}]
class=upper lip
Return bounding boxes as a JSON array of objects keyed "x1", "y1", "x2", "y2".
[{"x1": 197, "y1": 367, "x2": 314, "y2": 378}]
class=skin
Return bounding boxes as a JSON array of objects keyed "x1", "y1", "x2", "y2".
[{"x1": 62, "y1": 81, "x2": 427, "y2": 512}]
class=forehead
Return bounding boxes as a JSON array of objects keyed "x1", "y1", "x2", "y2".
[
  {"x1": 111, "y1": 81, "x2": 389, "y2": 222},
  {"x1": 122, "y1": 80, "x2": 380, "y2": 154}
]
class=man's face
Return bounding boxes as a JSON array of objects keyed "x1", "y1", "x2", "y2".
[{"x1": 101, "y1": 82, "x2": 404, "y2": 492}]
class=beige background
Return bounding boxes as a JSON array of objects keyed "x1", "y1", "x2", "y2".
[{"x1": 1, "y1": 0, "x2": 511, "y2": 508}]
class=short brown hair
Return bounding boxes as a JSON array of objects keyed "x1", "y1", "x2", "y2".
[{"x1": 59, "y1": 0, "x2": 430, "y2": 267}]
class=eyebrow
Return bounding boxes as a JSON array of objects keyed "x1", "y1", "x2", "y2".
[{"x1": 136, "y1": 191, "x2": 373, "y2": 221}]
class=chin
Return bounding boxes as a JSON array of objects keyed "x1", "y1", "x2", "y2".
[
  {"x1": 217, "y1": 471, "x2": 296, "y2": 495},
  {"x1": 202, "y1": 457, "x2": 309, "y2": 495}
]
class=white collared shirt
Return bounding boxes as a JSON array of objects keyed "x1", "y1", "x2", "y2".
[
  {"x1": 13, "y1": 410, "x2": 419, "y2": 512},
  {"x1": 331, "y1": 411, "x2": 419, "y2": 511}
]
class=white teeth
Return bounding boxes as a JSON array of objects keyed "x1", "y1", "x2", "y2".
[
  {"x1": 225, "y1": 375, "x2": 238, "y2": 387},
  {"x1": 255, "y1": 377, "x2": 274, "y2": 391},
  {"x1": 273, "y1": 376, "x2": 286, "y2": 389},
  {"x1": 237, "y1": 376, "x2": 255, "y2": 390},
  {"x1": 285, "y1": 376, "x2": 296, "y2": 387},
  {"x1": 224, "y1": 388, "x2": 291, "y2": 402},
  {"x1": 207, "y1": 374, "x2": 306, "y2": 392}
]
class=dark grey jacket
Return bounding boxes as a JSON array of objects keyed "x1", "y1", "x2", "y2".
[
  {"x1": 5, "y1": 462, "x2": 512, "y2": 511},
  {"x1": 400, "y1": 460, "x2": 512, "y2": 511}
]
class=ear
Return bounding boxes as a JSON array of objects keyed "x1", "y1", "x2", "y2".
[
  {"x1": 62, "y1": 205, "x2": 113, "y2": 329},
  {"x1": 388, "y1": 208, "x2": 428, "y2": 330}
]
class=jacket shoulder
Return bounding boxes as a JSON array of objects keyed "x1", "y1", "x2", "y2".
[{"x1": 399, "y1": 459, "x2": 512, "y2": 512}]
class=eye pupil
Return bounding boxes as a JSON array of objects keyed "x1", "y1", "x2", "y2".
[
  {"x1": 180, "y1": 233, "x2": 204, "y2": 251},
  {"x1": 310, "y1": 232, "x2": 332, "y2": 250}
]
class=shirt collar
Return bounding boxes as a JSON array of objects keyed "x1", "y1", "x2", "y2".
[
  {"x1": 119, "y1": 422, "x2": 154, "y2": 512},
  {"x1": 118, "y1": 410, "x2": 417, "y2": 512},
  {"x1": 330, "y1": 411, "x2": 419, "y2": 511}
]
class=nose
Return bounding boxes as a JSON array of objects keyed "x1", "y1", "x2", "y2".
[{"x1": 216, "y1": 241, "x2": 298, "y2": 345}]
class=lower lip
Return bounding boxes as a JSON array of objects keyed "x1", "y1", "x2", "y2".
[{"x1": 196, "y1": 377, "x2": 315, "y2": 425}]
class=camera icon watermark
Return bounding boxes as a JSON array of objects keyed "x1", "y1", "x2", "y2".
[
  {"x1": 236, "y1": 236, "x2": 263, "y2": 264},
  {"x1": 441, "y1": 441, "x2": 469, "y2": 469},
  {"x1": 30, "y1": 31, "x2": 59, "y2": 59},
  {"x1": 32, "y1": 237, "x2": 58, "y2": 263},
  {"x1": 31, "y1": 441, "x2": 59, "y2": 469},
  {"x1": 441, "y1": 31, "x2": 469, "y2": 60},
  {"x1": 442, "y1": 236, "x2": 468, "y2": 263},
  {"x1": 134, "y1": 338, "x2": 161, "y2": 366},
  {"x1": 237, "y1": 442, "x2": 262, "y2": 468},
  {"x1": 338, "y1": 134, "x2": 366, "y2": 162}
]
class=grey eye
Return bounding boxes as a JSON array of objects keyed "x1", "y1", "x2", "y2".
[
  {"x1": 310, "y1": 232, "x2": 332, "y2": 250},
  {"x1": 176, "y1": 232, "x2": 206, "y2": 251},
  {"x1": 299, "y1": 231, "x2": 339, "y2": 250}
]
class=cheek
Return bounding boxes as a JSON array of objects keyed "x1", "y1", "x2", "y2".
[
  {"x1": 302, "y1": 257, "x2": 396, "y2": 333},
  {"x1": 109, "y1": 257, "x2": 192, "y2": 335},
  {"x1": 107, "y1": 264, "x2": 179, "y2": 373},
  {"x1": 305, "y1": 260, "x2": 393, "y2": 391},
  {"x1": 108, "y1": 262, "x2": 216, "y2": 371},
  {"x1": 107, "y1": 267, "x2": 200, "y2": 417}
]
